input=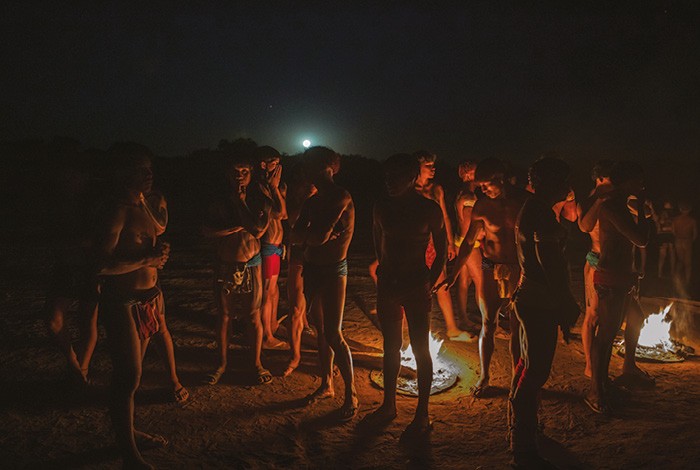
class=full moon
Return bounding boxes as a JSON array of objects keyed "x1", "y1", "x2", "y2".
[{"x1": 302, "y1": 139, "x2": 311, "y2": 148}]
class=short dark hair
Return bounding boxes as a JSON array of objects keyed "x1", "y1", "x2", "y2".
[
  {"x1": 591, "y1": 159, "x2": 614, "y2": 182},
  {"x1": 609, "y1": 161, "x2": 644, "y2": 186},
  {"x1": 474, "y1": 158, "x2": 506, "y2": 183},
  {"x1": 383, "y1": 153, "x2": 420, "y2": 179},
  {"x1": 528, "y1": 157, "x2": 570, "y2": 192},
  {"x1": 413, "y1": 150, "x2": 437, "y2": 164},
  {"x1": 303, "y1": 146, "x2": 340, "y2": 175},
  {"x1": 254, "y1": 145, "x2": 281, "y2": 162}
]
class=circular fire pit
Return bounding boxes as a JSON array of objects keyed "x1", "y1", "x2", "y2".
[{"x1": 369, "y1": 367, "x2": 458, "y2": 396}]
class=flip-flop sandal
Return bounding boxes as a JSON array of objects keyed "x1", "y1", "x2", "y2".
[
  {"x1": 618, "y1": 370, "x2": 656, "y2": 387},
  {"x1": 256, "y1": 368, "x2": 273, "y2": 385},
  {"x1": 172, "y1": 386, "x2": 189, "y2": 403},
  {"x1": 206, "y1": 368, "x2": 225, "y2": 385},
  {"x1": 470, "y1": 383, "x2": 490, "y2": 398},
  {"x1": 135, "y1": 432, "x2": 169, "y2": 450},
  {"x1": 338, "y1": 404, "x2": 359, "y2": 423},
  {"x1": 583, "y1": 396, "x2": 610, "y2": 415},
  {"x1": 448, "y1": 331, "x2": 477, "y2": 342}
]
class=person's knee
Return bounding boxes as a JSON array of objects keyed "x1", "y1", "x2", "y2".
[{"x1": 583, "y1": 310, "x2": 599, "y2": 329}]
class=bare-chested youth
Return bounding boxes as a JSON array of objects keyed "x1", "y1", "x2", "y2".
[
  {"x1": 255, "y1": 146, "x2": 288, "y2": 350},
  {"x1": 95, "y1": 143, "x2": 184, "y2": 469},
  {"x1": 291, "y1": 146, "x2": 358, "y2": 422},
  {"x1": 369, "y1": 153, "x2": 446, "y2": 438},
  {"x1": 585, "y1": 161, "x2": 650, "y2": 415},
  {"x1": 203, "y1": 156, "x2": 272, "y2": 386},
  {"x1": 454, "y1": 159, "x2": 483, "y2": 332},
  {"x1": 414, "y1": 151, "x2": 473, "y2": 342},
  {"x1": 441, "y1": 158, "x2": 530, "y2": 397}
]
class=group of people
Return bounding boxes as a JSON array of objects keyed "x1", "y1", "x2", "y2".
[{"x1": 44, "y1": 142, "x2": 695, "y2": 469}]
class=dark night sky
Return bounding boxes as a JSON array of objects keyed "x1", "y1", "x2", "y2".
[{"x1": 2, "y1": 2, "x2": 698, "y2": 164}]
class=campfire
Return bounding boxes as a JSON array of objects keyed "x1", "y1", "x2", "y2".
[
  {"x1": 615, "y1": 303, "x2": 695, "y2": 363},
  {"x1": 370, "y1": 332, "x2": 459, "y2": 396}
]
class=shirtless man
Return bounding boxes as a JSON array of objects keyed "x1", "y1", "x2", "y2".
[
  {"x1": 369, "y1": 153, "x2": 446, "y2": 438},
  {"x1": 672, "y1": 201, "x2": 697, "y2": 291},
  {"x1": 441, "y1": 158, "x2": 530, "y2": 397},
  {"x1": 95, "y1": 144, "x2": 184, "y2": 469},
  {"x1": 585, "y1": 161, "x2": 650, "y2": 415},
  {"x1": 45, "y1": 154, "x2": 99, "y2": 386},
  {"x1": 203, "y1": 156, "x2": 272, "y2": 386},
  {"x1": 656, "y1": 199, "x2": 676, "y2": 279},
  {"x1": 292, "y1": 146, "x2": 358, "y2": 421},
  {"x1": 414, "y1": 151, "x2": 472, "y2": 342},
  {"x1": 578, "y1": 160, "x2": 615, "y2": 378},
  {"x1": 510, "y1": 157, "x2": 580, "y2": 468},
  {"x1": 283, "y1": 164, "x2": 319, "y2": 377},
  {"x1": 454, "y1": 159, "x2": 483, "y2": 330},
  {"x1": 255, "y1": 146, "x2": 288, "y2": 349}
]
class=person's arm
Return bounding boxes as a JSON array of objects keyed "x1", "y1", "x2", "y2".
[
  {"x1": 302, "y1": 191, "x2": 351, "y2": 247},
  {"x1": 234, "y1": 190, "x2": 271, "y2": 239},
  {"x1": 96, "y1": 206, "x2": 167, "y2": 275},
  {"x1": 602, "y1": 198, "x2": 650, "y2": 247},
  {"x1": 290, "y1": 199, "x2": 312, "y2": 245},
  {"x1": 201, "y1": 203, "x2": 244, "y2": 238},
  {"x1": 435, "y1": 185, "x2": 456, "y2": 259},
  {"x1": 577, "y1": 195, "x2": 605, "y2": 233},
  {"x1": 267, "y1": 168, "x2": 288, "y2": 220},
  {"x1": 372, "y1": 203, "x2": 383, "y2": 265},
  {"x1": 437, "y1": 207, "x2": 484, "y2": 291},
  {"x1": 429, "y1": 205, "x2": 447, "y2": 289}
]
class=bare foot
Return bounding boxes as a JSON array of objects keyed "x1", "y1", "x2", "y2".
[
  {"x1": 470, "y1": 376, "x2": 490, "y2": 397},
  {"x1": 134, "y1": 430, "x2": 169, "y2": 449},
  {"x1": 400, "y1": 415, "x2": 432, "y2": 443},
  {"x1": 364, "y1": 403, "x2": 397, "y2": 427},
  {"x1": 305, "y1": 385, "x2": 335, "y2": 405},
  {"x1": 447, "y1": 329, "x2": 477, "y2": 342},
  {"x1": 283, "y1": 358, "x2": 300, "y2": 377},
  {"x1": 263, "y1": 338, "x2": 289, "y2": 350},
  {"x1": 339, "y1": 394, "x2": 359, "y2": 422}
]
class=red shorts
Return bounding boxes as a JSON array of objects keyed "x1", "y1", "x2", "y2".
[
  {"x1": 261, "y1": 245, "x2": 282, "y2": 280},
  {"x1": 425, "y1": 238, "x2": 436, "y2": 269}
]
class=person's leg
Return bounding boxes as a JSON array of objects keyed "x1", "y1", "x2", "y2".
[
  {"x1": 456, "y1": 264, "x2": 470, "y2": 321},
  {"x1": 587, "y1": 286, "x2": 625, "y2": 412},
  {"x1": 247, "y1": 267, "x2": 268, "y2": 381},
  {"x1": 436, "y1": 269, "x2": 469, "y2": 339},
  {"x1": 321, "y1": 275, "x2": 358, "y2": 417},
  {"x1": 76, "y1": 300, "x2": 99, "y2": 380},
  {"x1": 404, "y1": 293, "x2": 433, "y2": 430},
  {"x1": 152, "y1": 293, "x2": 187, "y2": 400},
  {"x1": 582, "y1": 262, "x2": 598, "y2": 377},
  {"x1": 208, "y1": 286, "x2": 230, "y2": 384},
  {"x1": 308, "y1": 292, "x2": 334, "y2": 400},
  {"x1": 371, "y1": 287, "x2": 402, "y2": 422},
  {"x1": 284, "y1": 262, "x2": 306, "y2": 376},
  {"x1": 262, "y1": 273, "x2": 285, "y2": 348},
  {"x1": 102, "y1": 303, "x2": 154, "y2": 469},
  {"x1": 466, "y1": 250, "x2": 483, "y2": 327},
  {"x1": 45, "y1": 296, "x2": 83, "y2": 380},
  {"x1": 510, "y1": 301, "x2": 558, "y2": 463},
  {"x1": 474, "y1": 272, "x2": 500, "y2": 394},
  {"x1": 658, "y1": 244, "x2": 667, "y2": 278},
  {"x1": 621, "y1": 293, "x2": 653, "y2": 382}
]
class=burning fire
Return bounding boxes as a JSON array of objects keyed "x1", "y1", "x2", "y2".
[
  {"x1": 638, "y1": 303, "x2": 674, "y2": 351},
  {"x1": 400, "y1": 332, "x2": 451, "y2": 372}
]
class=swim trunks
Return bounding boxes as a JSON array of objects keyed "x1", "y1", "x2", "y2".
[
  {"x1": 585, "y1": 251, "x2": 600, "y2": 270},
  {"x1": 303, "y1": 259, "x2": 348, "y2": 301},
  {"x1": 261, "y1": 243, "x2": 284, "y2": 279}
]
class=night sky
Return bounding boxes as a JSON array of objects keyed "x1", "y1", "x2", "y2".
[{"x1": 2, "y1": 2, "x2": 698, "y2": 164}]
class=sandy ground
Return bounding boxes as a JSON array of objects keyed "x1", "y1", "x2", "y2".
[{"x1": 1, "y1": 236, "x2": 699, "y2": 469}]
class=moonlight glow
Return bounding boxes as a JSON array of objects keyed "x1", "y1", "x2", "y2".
[{"x1": 302, "y1": 139, "x2": 311, "y2": 148}]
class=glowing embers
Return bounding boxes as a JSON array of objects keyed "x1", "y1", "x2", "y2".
[
  {"x1": 370, "y1": 333, "x2": 459, "y2": 396},
  {"x1": 615, "y1": 303, "x2": 696, "y2": 363}
]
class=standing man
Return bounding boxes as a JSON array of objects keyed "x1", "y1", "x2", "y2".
[
  {"x1": 369, "y1": 154, "x2": 446, "y2": 437},
  {"x1": 203, "y1": 156, "x2": 272, "y2": 386},
  {"x1": 454, "y1": 159, "x2": 483, "y2": 331},
  {"x1": 255, "y1": 146, "x2": 288, "y2": 350},
  {"x1": 414, "y1": 151, "x2": 472, "y2": 342},
  {"x1": 292, "y1": 146, "x2": 358, "y2": 422},
  {"x1": 672, "y1": 201, "x2": 697, "y2": 292},
  {"x1": 509, "y1": 157, "x2": 580, "y2": 468},
  {"x1": 442, "y1": 158, "x2": 530, "y2": 397},
  {"x1": 585, "y1": 161, "x2": 650, "y2": 414},
  {"x1": 283, "y1": 165, "x2": 318, "y2": 377},
  {"x1": 95, "y1": 143, "x2": 184, "y2": 468}
]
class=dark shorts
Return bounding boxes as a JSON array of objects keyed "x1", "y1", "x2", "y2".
[
  {"x1": 215, "y1": 255, "x2": 263, "y2": 313},
  {"x1": 303, "y1": 259, "x2": 348, "y2": 302},
  {"x1": 377, "y1": 270, "x2": 431, "y2": 322}
]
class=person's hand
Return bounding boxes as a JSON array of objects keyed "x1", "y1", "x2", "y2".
[
  {"x1": 447, "y1": 244, "x2": 457, "y2": 261},
  {"x1": 432, "y1": 272, "x2": 457, "y2": 293},
  {"x1": 268, "y1": 165, "x2": 282, "y2": 189},
  {"x1": 149, "y1": 240, "x2": 170, "y2": 269},
  {"x1": 235, "y1": 183, "x2": 247, "y2": 202}
]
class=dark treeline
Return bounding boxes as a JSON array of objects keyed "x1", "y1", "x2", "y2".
[{"x1": 2, "y1": 136, "x2": 699, "y2": 296}]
